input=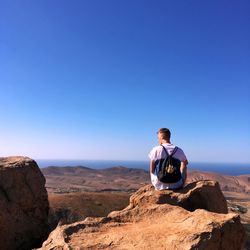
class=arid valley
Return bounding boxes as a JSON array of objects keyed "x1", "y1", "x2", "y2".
[
  {"x1": 41, "y1": 165, "x2": 250, "y2": 249},
  {"x1": 1, "y1": 157, "x2": 249, "y2": 250}
]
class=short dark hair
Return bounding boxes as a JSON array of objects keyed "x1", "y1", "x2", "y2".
[{"x1": 157, "y1": 128, "x2": 171, "y2": 140}]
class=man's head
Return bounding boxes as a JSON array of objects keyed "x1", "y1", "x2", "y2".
[{"x1": 157, "y1": 128, "x2": 171, "y2": 144}]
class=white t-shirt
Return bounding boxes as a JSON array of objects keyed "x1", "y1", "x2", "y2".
[{"x1": 148, "y1": 143, "x2": 187, "y2": 190}]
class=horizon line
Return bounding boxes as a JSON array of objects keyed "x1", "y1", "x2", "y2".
[{"x1": 35, "y1": 158, "x2": 250, "y2": 165}]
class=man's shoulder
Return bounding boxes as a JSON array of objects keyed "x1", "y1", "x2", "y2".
[
  {"x1": 151, "y1": 145, "x2": 163, "y2": 152},
  {"x1": 175, "y1": 147, "x2": 187, "y2": 162},
  {"x1": 175, "y1": 146, "x2": 183, "y2": 150},
  {"x1": 176, "y1": 147, "x2": 185, "y2": 153}
]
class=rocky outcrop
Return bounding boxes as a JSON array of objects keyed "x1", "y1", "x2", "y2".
[
  {"x1": 125, "y1": 180, "x2": 228, "y2": 214},
  {"x1": 40, "y1": 181, "x2": 245, "y2": 250},
  {"x1": 0, "y1": 157, "x2": 49, "y2": 250}
]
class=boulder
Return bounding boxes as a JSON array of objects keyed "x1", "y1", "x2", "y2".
[
  {"x1": 0, "y1": 157, "x2": 49, "y2": 250},
  {"x1": 126, "y1": 180, "x2": 228, "y2": 214},
  {"x1": 40, "y1": 180, "x2": 245, "y2": 250}
]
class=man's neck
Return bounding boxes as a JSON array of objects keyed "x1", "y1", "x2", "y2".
[{"x1": 161, "y1": 140, "x2": 171, "y2": 144}]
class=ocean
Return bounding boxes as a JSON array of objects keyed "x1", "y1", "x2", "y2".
[{"x1": 36, "y1": 159, "x2": 250, "y2": 176}]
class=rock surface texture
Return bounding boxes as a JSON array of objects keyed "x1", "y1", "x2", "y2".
[
  {"x1": 40, "y1": 180, "x2": 245, "y2": 250},
  {"x1": 127, "y1": 180, "x2": 228, "y2": 213},
  {"x1": 0, "y1": 157, "x2": 49, "y2": 250}
]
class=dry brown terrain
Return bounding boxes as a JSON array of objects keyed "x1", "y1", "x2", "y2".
[
  {"x1": 188, "y1": 170, "x2": 250, "y2": 193},
  {"x1": 41, "y1": 166, "x2": 250, "y2": 194},
  {"x1": 48, "y1": 192, "x2": 130, "y2": 229},
  {"x1": 42, "y1": 166, "x2": 149, "y2": 193},
  {"x1": 42, "y1": 166, "x2": 250, "y2": 249},
  {"x1": 40, "y1": 181, "x2": 245, "y2": 250}
]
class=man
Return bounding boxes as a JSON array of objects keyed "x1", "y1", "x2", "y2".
[{"x1": 148, "y1": 128, "x2": 188, "y2": 190}]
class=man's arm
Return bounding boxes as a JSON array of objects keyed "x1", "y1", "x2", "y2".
[
  {"x1": 150, "y1": 160, "x2": 155, "y2": 174},
  {"x1": 180, "y1": 160, "x2": 188, "y2": 183}
]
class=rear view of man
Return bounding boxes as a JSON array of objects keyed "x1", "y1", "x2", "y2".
[{"x1": 148, "y1": 128, "x2": 188, "y2": 190}]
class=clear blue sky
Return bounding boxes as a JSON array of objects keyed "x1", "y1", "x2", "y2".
[{"x1": 0, "y1": 0, "x2": 249, "y2": 163}]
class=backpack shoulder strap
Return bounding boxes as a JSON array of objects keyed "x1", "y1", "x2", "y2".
[
  {"x1": 171, "y1": 146, "x2": 178, "y2": 156},
  {"x1": 161, "y1": 145, "x2": 169, "y2": 156}
]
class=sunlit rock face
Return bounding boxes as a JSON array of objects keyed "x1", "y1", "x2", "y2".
[
  {"x1": 40, "y1": 181, "x2": 245, "y2": 250},
  {"x1": 0, "y1": 157, "x2": 49, "y2": 250}
]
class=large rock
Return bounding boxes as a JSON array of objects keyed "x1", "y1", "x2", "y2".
[
  {"x1": 0, "y1": 157, "x2": 49, "y2": 250},
  {"x1": 126, "y1": 180, "x2": 228, "y2": 214},
  {"x1": 40, "y1": 180, "x2": 245, "y2": 250}
]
